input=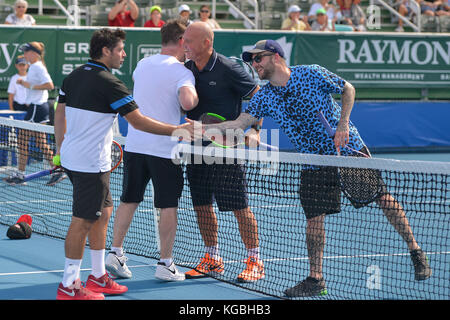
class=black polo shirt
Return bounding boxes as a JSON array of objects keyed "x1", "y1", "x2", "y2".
[
  {"x1": 58, "y1": 60, "x2": 137, "y2": 116},
  {"x1": 58, "y1": 60, "x2": 138, "y2": 172},
  {"x1": 185, "y1": 50, "x2": 257, "y2": 121}
]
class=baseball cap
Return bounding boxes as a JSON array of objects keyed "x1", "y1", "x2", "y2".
[
  {"x1": 242, "y1": 39, "x2": 285, "y2": 63},
  {"x1": 178, "y1": 4, "x2": 191, "y2": 14},
  {"x1": 19, "y1": 43, "x2": 41, "y2": 55},
  {"x1": 150, "y1": 5, "x2": 161, "y2": 14},
  {"x1": 288, "y1": 5, "x2": 301, "y2": 14},
  {"x1": 316, "y1": 8, "x2": 327, "y2": 15},
  {"x1": 15, "y1": 55, "x2": 27, "y2": 64}
]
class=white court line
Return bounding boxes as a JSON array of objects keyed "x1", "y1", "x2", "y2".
[{"x1": 1, "y1": 251, "x2": 448, "y2": 277}]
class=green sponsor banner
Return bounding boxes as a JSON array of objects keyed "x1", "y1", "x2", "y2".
[
  {"x1": 0, "y1": 26, "x2": 449, "y2": 90},
  {"x1": 296, "y1": 33, "x2": 450, "y2": 88}
]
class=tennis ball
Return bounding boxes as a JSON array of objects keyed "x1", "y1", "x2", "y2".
[{"x1": 53, "y1": 154, "x2": 61, "y2": 166}]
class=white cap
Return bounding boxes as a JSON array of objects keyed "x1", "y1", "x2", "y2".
[
  {"x1": 178, "y1": 4, "x2": 191, "y2": 14},
  {"x1": 288, "y1": 5, "x2": 301, "y2": 14}
]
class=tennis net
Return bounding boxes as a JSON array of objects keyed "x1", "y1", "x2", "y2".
[{"x1": 0, "y1": 117, "x2": 449, "y2": 300}]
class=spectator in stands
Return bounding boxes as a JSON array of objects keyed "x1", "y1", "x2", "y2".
[
  {"x1": 311, "y1": 8, "x2": 336, "y2": 31},
  {"x1": 336, "y1": 0, "x2": 366, "y2": 31},
  {"x1": 195, "y1": 4, "x2": 221, "y2": 29},
  {"x1": 281, "y1": 5, "x2": 311, "y2": 31},
  {"x1": 144, "y1": 5, "x2": 165, "y2": 28},
  {"x1": 7, "y1": 55, "x2": 29, "y2": 112},
  {"x1": 178, "y1": 4, "x2": 193, "y2": 26},
  {"x1": 419, "y1": 0, "x2": 450, "y2": 16},
  {"x1": 108, "y1": 0, "x2": 139, "y2": 27},
  {"x1": 394, "y1": 0, "x2": 413, "y2": 32},
  {"x1": 4, "y1": 0, "x2": 35, "y2": 25},
  {"x1": 308, "y1": 0, "x2": 338, "y2": 21}
]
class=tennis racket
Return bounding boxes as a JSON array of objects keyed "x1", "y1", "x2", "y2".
[
  {"x1": 200, "y1": 112, "x2": 279, "y2": 151},
  {"x1": 20, "y1": 140, "x2": 123, "y2": 183},
  {"x1": 317, "y1": 111, "x2": 368, "y2": 157},
  {"x1": 316, "y1": 111, "x2": 384, "y2": 207}
]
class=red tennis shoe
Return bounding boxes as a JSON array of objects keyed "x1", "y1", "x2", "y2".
[
  {"x1": 86, "y1": 273, "x2": 128, "y2": 295},
  {"x1": 56, "y1": 279, "x2": 104, "y2": 300}
]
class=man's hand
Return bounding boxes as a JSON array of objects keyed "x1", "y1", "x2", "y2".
[{"x1": 334, "y1": 121, "x2": 349, "y2": 155}]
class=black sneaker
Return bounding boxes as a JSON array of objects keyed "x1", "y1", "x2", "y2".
[
  {"x1": 410, "y1": 249, "x2": 432, "y2": 280},
  {"x1": 284, "y1": 277, "x2": 327, "y2": 297}
]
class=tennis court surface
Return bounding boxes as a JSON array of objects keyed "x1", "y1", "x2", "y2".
[{"x1": 0, "y1": 117, "x2": 449, "y2": 301}]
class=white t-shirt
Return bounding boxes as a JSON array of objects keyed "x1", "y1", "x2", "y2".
[
  {"x1": 5, "y1": 13, "x2": 35, "y2": 25},
  {"x1": 25, "y1": 61, "x2": 52, "y2": 105},
  {"x1": 126, "y1": 54, "x2": 195, "y2": 159},
  {"x1": 7, "y1": 73, "x2": 28, "y2": 104}
]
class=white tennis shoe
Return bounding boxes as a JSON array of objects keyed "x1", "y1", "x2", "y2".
[
  {"x1": 155, "y1": 262, "x2": 185, "y2": 281},
  {"x1": 105, "y1": 251, "x2": 132, "y2": 279}
]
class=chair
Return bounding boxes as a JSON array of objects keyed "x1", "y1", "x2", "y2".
[
  {"x1": 421, "y1": 14, "x2": 438, "y2": 32},
  {"x1": 260, "y1": 11, "x2": 283, "y2": 29},
  {"x1": 0, "y1": 4, "x2": 13, "y2": 23},
  {"x1": 260, "y1": 0, "x2": 288, "y2": 13},
  {"x1": 88, "y1": 5, "x2": 110, "y2": 26}
]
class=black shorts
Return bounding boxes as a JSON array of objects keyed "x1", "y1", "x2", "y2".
[
  {"x1": 24, "y1": 103, "x2": 49, "y2": 123},
  {"x1": 299, "y1": 147, "x2": 387, "y2": 219},
  {"x1": 120, "y1": 151, "x2": 183, "y2": 209},
  {"x1": 13, "y1": 101, "x2": 27, "y2": 112},
  {"x1": 65, "y1": 169, "x2": 113, "y2": 221},
  {"x1": 187, "y1": 162, "x2": 248, "y2": 212}
]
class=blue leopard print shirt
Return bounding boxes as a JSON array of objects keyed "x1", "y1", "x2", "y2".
[{"x1": 245, "y1": 64, "x2": 365, "y2": 156}]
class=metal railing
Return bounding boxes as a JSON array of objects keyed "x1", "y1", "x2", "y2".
[{"x1": 371, "y1": 0, "x2": 422, "y2": 32}]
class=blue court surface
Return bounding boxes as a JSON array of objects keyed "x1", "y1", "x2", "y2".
[
  {"x1": 0, "y1": 223, "x2": 272, "y2": 301},
  {"x1": 0, "y1": 152, "x2": 449, "y2": 305}
]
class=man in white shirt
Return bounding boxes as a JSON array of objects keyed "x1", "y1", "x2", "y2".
[{"x1": 105, "y1": 19, "x2": 198, "y2": 281}]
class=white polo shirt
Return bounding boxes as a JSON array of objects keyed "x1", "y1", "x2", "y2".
[{"x1": 126, "y1": 54, "x2": 196, "y2": 159}]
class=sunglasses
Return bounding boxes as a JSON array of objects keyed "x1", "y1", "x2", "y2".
[
  {"x1": 200, "y1": 10, "x2": 210, "y2": 13},
  {"x1": 251, "y1": 53, "x2": 274, "y2": 64}
]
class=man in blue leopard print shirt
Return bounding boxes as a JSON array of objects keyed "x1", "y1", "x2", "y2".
[{"x1": 200, "y1": 39, "x2": 431, "y2": 297}]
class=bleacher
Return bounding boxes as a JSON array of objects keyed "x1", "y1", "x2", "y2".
[{"x1": 0, "y1": 0, "x2": 448, "y2": 31}]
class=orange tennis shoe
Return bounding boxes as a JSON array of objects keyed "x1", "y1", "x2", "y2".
[
  {"x1": 237, "y1": 257, "x2": 265, "y2": 283},
  {"x1": 185, "y1": 253, "x2": 225, "y2": 279}
]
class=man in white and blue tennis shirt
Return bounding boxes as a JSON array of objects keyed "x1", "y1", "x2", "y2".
[
  {"x1": 54, "y1": 28, "x2": 195, "y2": 300},
  {"x1": 201, "y1": 39, "x2": 431, "y2": 298}
]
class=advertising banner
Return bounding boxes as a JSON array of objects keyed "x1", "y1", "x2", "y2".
[{"x1": 0, "y1": 26, "x2": 449, "y2": 90}]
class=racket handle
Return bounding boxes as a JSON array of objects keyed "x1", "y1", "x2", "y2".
[
  {"x1": 317, "y1": 111, "x2": 336, "y2": 137},
  {"x1": 23, "y1": 169, "x2": 53, "y2": 181}
]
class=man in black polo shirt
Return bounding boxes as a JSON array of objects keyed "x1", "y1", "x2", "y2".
[
  {"x1": 54, "y1": 28, "x2": 195, "y2": 300},
  {"x1": 183, "y1": 22, "x2": 264, "y2": 283}
]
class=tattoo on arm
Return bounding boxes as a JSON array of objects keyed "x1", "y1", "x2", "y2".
[{"x1": 337, "y1": 82, "x2": 355, "y2": 131}]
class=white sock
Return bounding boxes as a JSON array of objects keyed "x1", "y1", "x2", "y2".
[
  {"x1": 62, "y1": 258, "x2": 82, "y2": 288},
  {"x1": 111, "y1": 246, "x2": 124, "y2": 257},
  {"x1": 206, "y1": 246, "x2": 220, "y2": 260},
  {"x1": 90, "y1": 249, "x2": 106, "y2": 278},
  {"x1": 248, "y1": 247, "x2": 260, "y2": 259},
  {"x1": 159, "y1": 258, "x2": 173, "y2": 266}
]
